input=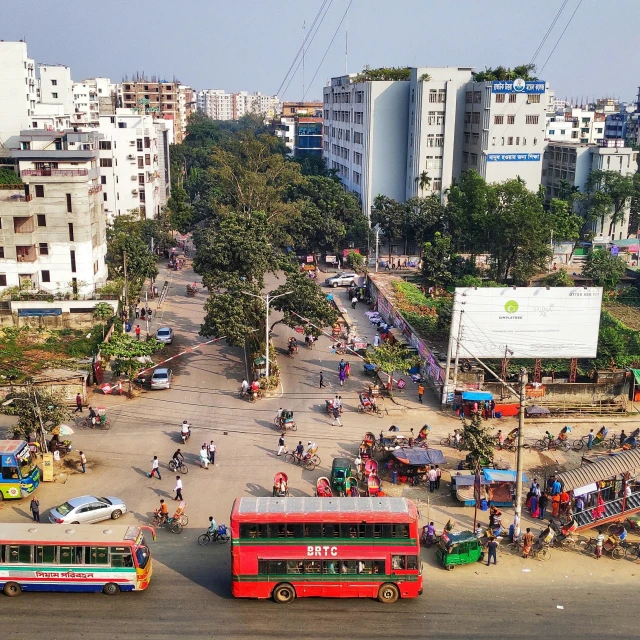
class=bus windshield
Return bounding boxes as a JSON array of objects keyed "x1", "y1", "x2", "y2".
[
  {"x1": 135, "y1": 545, "x2": 150, "y2": 569},
  {"x1": 17, "y1": 446, "x2": 36, "y2": 477}
]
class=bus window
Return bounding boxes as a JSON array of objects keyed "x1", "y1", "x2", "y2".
[
  {"x1": 134, "y1": 546, "x2": 149, "y2": 569},
  {"x1": 391, "y1": 555, "x2": 406, "y2": 570},
  {"x1": 111, "y1": 547, "x2": 134, "y2": 568},
  {"x1": 304, "y1": 560, "x2": 321, "y2": 574},
  {"x1": 406, "y1": 555, "x2": 418, "y2": 570},
  {"x1": 59, "y1": 546, "x2": 85, "y2": 564},
  {"x1": 324, "y1": 560, "x2": 338, "y2": 574},
  {"x1": 323, "y1": 523, "x2": 339, "y2": 538},
  {"x1": 341, "y1": 524, "x2": 358, "y2": 538},
  {"x1": 2, "y1": 467, "x2": 19, "y2": 480},
  {"x1": 393, "y1": 524, "x2": 409, "y2": 538},
  {"x1": 380, "y1": 524, "x2": 393, "y2": 538},
  {"x1": 7, "y1": 545, "x2": 32, "y2": 563},
  {"x1": 357, "y1": 560, "x2": 373, "y2": 574},
  {"x1": 373, "y1": 560, "x2": 384, "y2": 574},
  {"x1": 305, "y1": 523, "x2": 322, "y2": 538},
  {"x1": 286, "y1": 560, "x2": 303, "y2": 574},
  {"x1": 285, "y1": 524, "x2": 304, "y2": 538},
  {"x1": 339, "y1": 560, "x2": 356, "y2": 574},
  {"x1": 35, "y1": 545, "x2": 56, "y2": 564},
  {"x1": 88, "y1": 546, "x2": 109, "y2": 565}
]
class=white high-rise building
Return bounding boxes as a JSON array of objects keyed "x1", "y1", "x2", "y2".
[
  {"x1": 197, "y1": 89, "x2": 281, "y2": 121},
  {"x1": 38, "y1": 64, "x2": 73, "y2": 114},
  {"x1": 1, "y1": 129, "x2": 108, "y2": 296},
  {"x1": 0, "y1": 41, "x2": 37, "y2": 146},
  {"x1": 322, "y1": 74, "x2": 410, "y2": 217},
  {"x1": 546, "y1": 108, "x2": 606, "y2": 144},
  {"x1": 406, "y1": 67, "x2": 473, "y2": 200}
]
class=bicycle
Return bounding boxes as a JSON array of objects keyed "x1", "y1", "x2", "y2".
[
  {"x1": 168, "y1": 459, "x2": 188, "y2": 474},
  {"x1": 285, "y1": 452, "x2": 319, "y2": 471},
  {"x1": 509, "y1": 539, "x2": 551, "y2": 561},
  {"x1": 152, "y1": 514, "x2": 184, "y2": 534},
  {"x1": 534, "y1": 437, "x2": 569, "y2": 452},
  {"x1": 78, "y1": 415, "x2": 111, "y2": 430},
  {"x1": 198, "y1": 525, "x2": 230, "y2": 545}
]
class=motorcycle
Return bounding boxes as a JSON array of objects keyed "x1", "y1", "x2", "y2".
[{"x1": 180, "y1": 427, "x2": 191, "y2": 444}]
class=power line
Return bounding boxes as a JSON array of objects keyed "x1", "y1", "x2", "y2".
[
  {"x1": 538, "y1": 0, "x2": 584, "y2": 74},
  {"x1": 302, "y1": 0, "x2": 353, "y2": 101},
  {"x1": 530, "y1": 0, "x2": 570, "y2": 63},
  {"x1": 275, "y1": 0, "x2": 330, "y2": 98}
]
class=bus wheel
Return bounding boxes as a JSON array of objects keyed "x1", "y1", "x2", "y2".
[
  {"x1": 377, "y1": 583, "x2": 399, "y2": 604},
  {"x1": 3, "y1": 582, "x2": 21, "y2": 597},
  {"x1": 272, "y1": 583, "x2": 296, "y2": 604},
  {"x1": 103, "y1": 582, "x2": 120, "y2": 596}
]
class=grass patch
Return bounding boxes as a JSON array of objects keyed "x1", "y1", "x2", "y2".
[{"x1": 392, "y1": 281, "x2": 452, "y2": 340}]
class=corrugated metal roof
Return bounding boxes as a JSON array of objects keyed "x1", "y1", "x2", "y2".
[
  {"x1": 556, "y1": 448, "x2": 640, "y2": 491},
  {"x1": 237, "y1": 497, "x2": 409, "y2": 515}
]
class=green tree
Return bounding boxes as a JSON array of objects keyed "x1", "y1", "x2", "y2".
[
  {"x1": 541, "y1": 270, "x2": 574, "y2": 287},
  {"x1": 100, "y1": 331, "x2": 163, "y2": 394},
  {"x1": 93, "y1": 302, "x2": 114, "y2": 339},
  {"x1": 0, "y1": 166, "x2": 21, "y2": 184},
  {"x1": 166, "y1": 186, "x2": 195, "y2": 233},
  {"x1": 404, "y1": 195, "x2": 445, "y2": 252},
  {"x1": 354, "y1": 66, "x2": 411, "y2": 82},
  {"x1": 417, "y1": 171, "x2": 431, "y2": 195},
  {"x1": 1, "y1": 389, "x2": 71, "y2": 442},
  {"x1": 460, "y1": 412, "x2": 495, "y2": 465},
  {"x1": 365, "y1": 342, "x2": 420, "y2": 390},
  {"x1": 582, "y1": 250, "x2": 627, "y2": 290},
  {"x1": 549, "y1": 198, "x2": 583, "y2": 241},
  {"x1": 371, "y1": 195, "x2": 405, "y2": 260},
  {"x1": 580, "y1": 170, "x2": 635, "y2": 237},
  {"x1": 346, "y1": 250, "x2": 365, "y2": 271},
  {"x1": 422, "y1": 232, "x2": 456, "y2": 289},
  {"x1": 628, "y1": 173, "x2": 640, "y2": 238},
  {"x1": 472, "y1": 64, "x2": 537, "y2": 82}
]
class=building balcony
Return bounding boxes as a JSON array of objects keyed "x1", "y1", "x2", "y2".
[
  {"x1": 16, "y1": 246, "x2": 37, "y2": 262},
  {"x1": 21, "y1": 169, "x2": 88, "y2": 177}
]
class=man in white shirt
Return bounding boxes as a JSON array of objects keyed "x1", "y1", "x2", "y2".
[
  {"x1": 150, "y1": 456, "x2": 161, "y2": 480},
  {"x1": 305, "y1": 441, "x2": 316, "y2": 457},
  {"x1": 428, "y1": 466, "x2": 438, "y2": 493},
  {"x1": 209, "y1": 441, "x2": 216, "y2": 464},
  {"x1": 174, "y1": 476, "x2": 183, "y2": 501}
]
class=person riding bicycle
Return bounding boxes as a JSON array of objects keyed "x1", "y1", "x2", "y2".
[
  {"x1": 88, "y1": 406, "x2": 98, "y2": 427},
  {"x1": 544, "y1": 430, "x2": 554, "y2": 443},
  {"x1": 156, "y1": 499, "x2": 169, "y2": 524},
  {"x1": 172, "y1": 449, "x2": 184, "y2": 465},
  {"x1": 295, "y1": 441, "x2": 304, "y2": 461},
  {"x1": 208, "y1": 516, "x2": 218, "y2": 536}
]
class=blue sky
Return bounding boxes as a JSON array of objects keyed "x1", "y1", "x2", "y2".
[{"x1": 5, "y1": 0, "x2": 639, "y2": 103}]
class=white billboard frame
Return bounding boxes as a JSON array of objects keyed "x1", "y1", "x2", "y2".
[{"x1": 448, "y1": 287, "x2": 603, "y2": 360}]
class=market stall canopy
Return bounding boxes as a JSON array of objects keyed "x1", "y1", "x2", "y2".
[
  {"x1": 391, "y1": 447, "x2": 446, "y2": 466},
  {"x1": 630, "y1": 369, "x2": 640, "y2": 385},
  {"x1": 555, "y1": 448, "x2": 640, "y2": 492},
  {"x1": 461, "y1": 391, "x2": 493, "y2": 402},
  {"x1": 525, "y1": 404, "x2": 550, "y2": 416},
  {"x1": 451, "y1": 472, "x2": 489, "y2": 486},
  {"x1": 482, "y1": 469, "x2": 526, "y2": 483}
]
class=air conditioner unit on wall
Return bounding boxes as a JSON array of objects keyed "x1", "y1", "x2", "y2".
[
  {"x1": 131, "y1": 176, "x2": 137, "y2": 181},
  {"x1": 127, "y1": 154, "x2": 135, "y2": 160},
  {"x1": 132, "y1": 189, "x2": 138, "y2": 195}
]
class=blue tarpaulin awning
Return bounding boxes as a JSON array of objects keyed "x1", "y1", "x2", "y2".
[
  {"x1": 461, "y1": 391, "x2": 493, "y2": 402},
  {"x1": 482, "y1": 468, "x2": 527, "y2": 483},
  {"x1": 391, "y1": 447, "x2": 446, "y2": 466}
]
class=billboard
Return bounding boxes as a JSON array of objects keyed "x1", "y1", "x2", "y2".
[
  {"x1": 449, "y1": 287, "x2": 603, "y2": 359},
  {"x1": 491, "y1": 79, "x2": 546, "y2": 94}
]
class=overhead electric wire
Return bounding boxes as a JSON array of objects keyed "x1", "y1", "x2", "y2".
[
  {"x1": 275, "y1": 0, "x2": 330, "y2": 98},
  {"x1": 538, "y1": 0, "x2": 584, "y2": 74},
  {"x1": 529, "y1": 0, "x2": 570, "y2": 63},
  {"x1": 281, "y1": 0, "x2": 335, "y2": 99},
  {"x1": 302, "y1": 0, "x2": 353, "y2": 101}
]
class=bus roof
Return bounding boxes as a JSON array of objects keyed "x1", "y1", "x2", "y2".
[
  {"x1": 0, "y1": 440, "x2": 27, "y2": 455},
  {"x1": 0, "y1": 523, "x2": 142, "y2": 544},
  {"x1": 232, "y1": 497, "x2": 418, "y2": 522}
]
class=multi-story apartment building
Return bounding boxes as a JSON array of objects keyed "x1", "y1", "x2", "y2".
[
  {"x1": 322, "y1": 74, "x2": 409, "y2": 216},
  {"x1": 462, "y1": 78, "x2": 549, "y2": 190},
  {"x1": 38, "y1": 64, "x2": 73, "y2": 114},
  {"x1": 405, "y1": 67, "x2": 473, "y2": 200},
  {"x1": 546, "y1": 109, "x2": 606, "y2": 144},
  {"x1": 93, "y1": 110, "x2": 168, "y2": 221},
  {"x1": 197, "y1": 90, "x2": 234, "y2": 120},
  {"x1": 282, "y1": 101, "x2": 322, "y2": 117},
  {"x1": 275, "y1": 102, "x2": 323, "y2": 157},
  {"x1": 543, "y1": 141, "x2": 638, "y2": 240},
  {"x1": 197, "y1": 90, "x2": 281, "y2": 121},
  {"x1": 0, "y1": 41, "x2": 37, "y2": 145},
  {"x1": 72, "y1": 78, "x2": 117, "y2": 127},
  {"x1": 177, "y1": 85, "x2": 196, "y2": 139},
  {"x1": 0, "y1": 130, "x2": 108, "y2": 295}
]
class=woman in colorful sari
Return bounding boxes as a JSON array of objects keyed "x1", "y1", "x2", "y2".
[
  {"x1": 591, "y1": 493, "x2": 606, "y2": 520},
  {"x1": 522, "y1": 528, "x2": 534, "y2": 558},
  {"x1": 551, "y1": 493, "x2": 561, "y2": 517}
]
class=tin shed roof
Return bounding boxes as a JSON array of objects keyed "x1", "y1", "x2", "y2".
[{"x1": 556, "y1": 449, "x2": 640, "y2": 491}]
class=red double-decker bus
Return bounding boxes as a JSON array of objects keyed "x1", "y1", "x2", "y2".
[{"x1": 230, "y1": 496, "x2": 423, "y2": 604}]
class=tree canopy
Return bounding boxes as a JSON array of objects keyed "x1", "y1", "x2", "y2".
[
  {"x1": 582, "y1": 250, "x2": 628, "y2": 290},
  {"x1": 1, "y1": 389, "x2": 71, "y2": 442},
  {"x1": 472, "y1": 64, "x2": 538, "y2": 82}
]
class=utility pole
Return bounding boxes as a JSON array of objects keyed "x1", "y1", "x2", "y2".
[
  {"x1": 123, "y1": 250, "x2": 128, "y2": 316},
  {"x1": 514, "y1": 367, "x2": 528, "y2": 540},
  {"x1": 452, "y1": 309, "x2": 464, "y2": 389},
  {"x1": 31, "y1": 386, "x2": 48, "y2": 454},
  {"x1": 548, "y1": 229, "x2": 554, "y2": 273}
]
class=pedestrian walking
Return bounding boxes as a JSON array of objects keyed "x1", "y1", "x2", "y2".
[
  {"x1": 486, "y1": 537, "x2": 498, "y2": 566},
  {"x1": 490, "y1": 399, "x2": 496, "y2": 418},
  {"x1": 522, "y1": 528, "x2": 534, "y2": 558},
  {"x1": 351, "y1": 295, "x2": 358, "y2": 309},
  {"x1": 174, "y1": 476, "x2": 183, "y2": 501},
  {"x1": 140, "y1": 307, "x2": 146, "y2": 320},
  {"x1": 373, "y1": 334, "x2": 380, "y2": 347},
  {"x1": 135, "y1": 305, "x2": 140, "y2": 319},
  {"x1": 150, "y1": 455, "x2": 161, "y2": 479},
  {"x1": 428, "y1": 466, "x2": 437, "y2": 492},
  {"x1": 30, "y1": 496, "x2": 40, "y2": 522},
  {"x1": 200, "y1": 444, "x2": 209, "y2": 469},
  {"x1": 332, "y1": 406, "x2": 342, "y2": 426},
  {"x1": 277, "y1": 434, "x2": 287, "y2": 456},
  {"x1": 153, "y1": 285, "x2": 159, "y2": 298},
  {"x1": 435, "y1": 465, "x2": 442, "y2": 489},
  {"x1": 620, "y1": 430, "x2": 627, "y2": 447},
  {"x1": 339, "y1": 368, "x2": 346, "y2": 386},
  {"x1": 587, "y1": 428, "x2": 595, "y2": 450},
  {"x1": 209, "y1": 441, "x2": 216, "y2": 464},
  {"x1": 74, "y1": 393, "x2": 83, "y2": 414},
  {"x1": 135, "y1": 324, "x2": 141, "y2": 340},
  {"x1": 319, "y1": 372, "x2": 325, "y2": 388},
  {"x1": 79, "y1": 450, "x2": 87, "y2": 474},
  {"x1": 595, "y1": 529, "x2": 604, "y2": 558},
  {"x1": 147, "y1": 308, "x2": 153, "y2": 321},
  {"x1": 497, "y1": 430, "x2": 504, "y2": 450},
  {"x1": 538, "y1": 492, "x2": 548, "y2": 520},
  {"x1": 417, "y1": 384, "x2": 424, "y2": 404}
]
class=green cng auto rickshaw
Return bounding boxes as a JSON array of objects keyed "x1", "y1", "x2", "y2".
[
  {"x1": 435, "y1": 531, "x2": 484, "y2": 570},
  {"x1": 330, "y1": 458, "x2": 353, "y2": 496}
]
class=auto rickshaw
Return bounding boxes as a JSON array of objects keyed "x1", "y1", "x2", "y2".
[
  {"x1": 330, "y1": 458, "x2": 353, "y2": 496},
  {"x1": 436, "y1": 530, "x2": 485, "y2": 570}
]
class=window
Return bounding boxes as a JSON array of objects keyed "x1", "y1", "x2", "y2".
[
  {"x1": 354, "y1": 112, "x2": 363, "y2": 124},
  {"x1": 495, "y1": 94, "x2": 505, "y2": 103},
  {"x1": 51, "y1": 79, "x2": 57, "y2": 86},
  {"x1": 68, "y1": 223, "x2": 74, "y2": 242},
  {"x1": 70, "y1": 250, "x2": 76, "y2": 273},
  {"x1": 99, "y1": 141, "x2": 112, "y2": 150},
  {"x1": 507, "y1": 115, "x2": 515, "y2": 124},
  {"x1": 136, "y1": 139, "x2": 143, "y2": 152},
  {"x1": 526, "y1": 115, "x2": 539, "y2": 125},
  {"x1": 137, "y1": 157, "x2": 144, "y2": 169},
  {"x1": 39, "y1": 243, "x2": 49, "y2": 256},
  {"x1": 432, "y1": 178, "x2": 442, "y2": 192},
  {"x1": 37, "y1": 214, "x2": 46, "y2": 227},
  {"x1": 52, "y1": 92, "x2": 58, "y2": 99},
  {"x1": 100, "y1": 158, "x2": 112, "y2": 168},
  {"x1": 465, "y1": 91, "x2": 472, "y2": 104},
  {"x1": 118, "y1": 122, "x2": 126, "y2": 128},
  {"x1": 472, "y1": 113, "x2": 480, "y2": 125},
  {"x1": 35, "y1": 185, "x2": 44, "y2": 198},
  {"x1": 138, "y1": 174, "x2": 145, "y2": 186},
  {"x1": 516, "y1": 137, "x2": 520, "y2": 145},
  {"x1": 494, "y1": 115, "x2": 504, "y2": 125},
  {"x1": 41, "y1": 270, "x2": 50, "y2": 283},
  {"x1": 509, "y1": 94, "x2": 517, "y2": 103},
  {"x1": 144, "y1": 137, "x2": 150, "y2": 148},
  {"x1": 7, "y1": 545, "x2": 32, "y2": 563},
  {"x1": 507, "y1": 137, "x2": 513, "y2": 145},
  {"x1": 549, "y1": 129, "x2": 555, "y2": 135},
  {"x1": 464, "y1": 113, "x2": 471, "y2": 124},
  {"x1": 110, "y1": 547, "x2": 134, "y2": 568},
  {"x1": 473, "y1": 91, "x2": 481, "y2": 103},
  {"x1": 32, "y1": 122, "x2": 38, "y2": 129},
  {"x1": 103, "y1": 193, "x2": 107, "y2": 201},
  {"x1": 0, "y1": 275, "x2": 7, "y2": 286},
  {"x1": 145, "y1": 154, "x2": 151, "y2": 166},
  {"x1": 471, "y1": 153, "x2": 478, "y2": 166},
  {"x1": 528, "y1": 94, "x2": 541, "y2": 103},
  {"x1": 533, "y1": 137, "x2": 538, "y2": 145},
  {"x1": 100, "y1": 176, "x2": 106, "y2": 185}
]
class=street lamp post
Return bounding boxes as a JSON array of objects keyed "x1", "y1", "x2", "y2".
[
  {"x1": 374, "y1": 224, "x2": 381, "y2": 273},
  {"x1": 241, "y1": 291, "x2": 292, "y2": 379}
]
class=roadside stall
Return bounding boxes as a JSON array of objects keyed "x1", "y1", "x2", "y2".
[
  {"x1": 383, "y1": 447, "x2": 446, "y2": 485},
  {"x1": 451, "y1": 469, "x2": 522, "y2": 507},
  {"x1": 454, "y1": 391, "x2": 493, "y2": 418}
]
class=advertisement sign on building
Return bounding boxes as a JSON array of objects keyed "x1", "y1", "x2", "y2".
[
  {"x1": 491, "y1": 79, "x2": 546, "y2": 94},
  {"x1": 486, "y1": 153, "x2": 541, "y2": 162},
  {"x1": 449, "y1": 287, "x2": 603, "y2": 358}
]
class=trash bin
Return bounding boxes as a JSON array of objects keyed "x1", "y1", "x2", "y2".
[
  {"x1": 392, "y1": 470, "x2": 397, "y2": 485},
  {"x1": 480, "y1": 498, "x2": 488, "y2": 511},
  {"x1": 125, "y1": 322, "x2": 132, "y2": 332}
]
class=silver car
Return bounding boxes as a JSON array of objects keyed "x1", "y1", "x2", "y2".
[
  {"x1": 151, "y1": 367, "x2": 172, "y2": 389},
  {"x1": 49, "y1": 495, "x2": 127, "y2": 524},
  {"x1": 325, "y1": 272, "x2": 358, "y2": 288},
  {"x1": 156, "y1": 326, "x2": 174, "y2": 345}
]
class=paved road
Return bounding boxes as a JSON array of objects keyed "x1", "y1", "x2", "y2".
[{"x1": 0, "y1": 261, "x2": 637, "y2": 639}]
